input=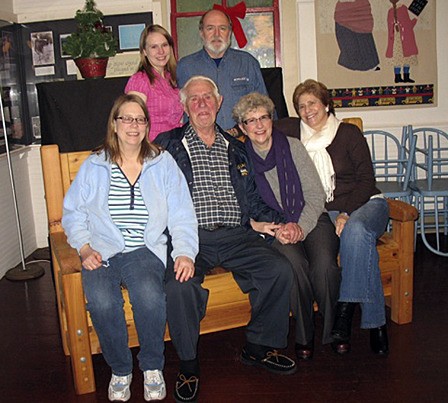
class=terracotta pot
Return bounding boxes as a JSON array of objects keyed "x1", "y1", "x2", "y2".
[{"x1": 74, "y1": 57, "x2": 109, "y2": 79}]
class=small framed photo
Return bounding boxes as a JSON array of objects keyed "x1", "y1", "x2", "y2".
[
  {"x1": 59, "y1": 34, "x2": 71, "y2": 58},
  {"x1": 118, "y1": 23, "x2": 145, "y2": 50},
  {"x1": 30, "y1": 31, "x2": 55, "y2": 66}
]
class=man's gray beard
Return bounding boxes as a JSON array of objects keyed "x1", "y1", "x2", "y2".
[{"x1": 203, "y1": 39, "x2": 230, "y2": 57}]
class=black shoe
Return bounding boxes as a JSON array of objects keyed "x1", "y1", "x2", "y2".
[
  {"x1": 174, "y1": 372, "x2": 199, "y2": 403},
  {"x1": 241, "y1": 348, "x2": 297, "y2": 375},
  {"x1": 331, "y1": 340, "x2": 351, "y2": 355},
  {"x1": 331, "y1": 302, "x2": 356, "y2": 355},
  {"x1": 370, "y1": 325, "x2": 389, "y2": 355},
  {"x1": 295, "y1": 341, "x2": 314, "y2": 360},
  {"x1": 331, "y1": 302, "x2": 356, "y2": 341}
]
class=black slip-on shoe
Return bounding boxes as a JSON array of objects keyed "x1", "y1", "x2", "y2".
[
  {"x1": 240, "y1": 348, "x2": 297, "y2": 375},
  {"x1": 295, "y1": 341, "x2": 314, "y2": 360},
  {"x1": 331, "y1": 339, "x2": 351, "y2": 355},
  {"x1": 174, "y1": 372, "x2": 199, "y2": 403}
]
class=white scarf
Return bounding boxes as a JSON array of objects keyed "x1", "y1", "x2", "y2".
[{"x1": 301, "y1": 114, "x2": 340, "y2": 202}]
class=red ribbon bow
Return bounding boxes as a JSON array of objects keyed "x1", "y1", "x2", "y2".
[{"x1": 213, "y1": 2, "x2": 247, "y2": 48}]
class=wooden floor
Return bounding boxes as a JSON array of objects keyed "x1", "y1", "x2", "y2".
[{"x1": 1, "y1": 236, "x2": 447, "y2": 403}]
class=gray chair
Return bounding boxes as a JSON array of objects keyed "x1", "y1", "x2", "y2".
[
  {"x1": 363, "y1": 128, "x2": 417, "y2": 203},
  {"x1": 407, "y1": 126, "x2": 448, "y2": 256}
]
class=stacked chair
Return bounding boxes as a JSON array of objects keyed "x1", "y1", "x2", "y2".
[
  {"x1": 405, "y1": 126, "x2": 448, "y2": 257},
  {"x1": 363, "y1": 128, "x2": 417, "y2": 203}
]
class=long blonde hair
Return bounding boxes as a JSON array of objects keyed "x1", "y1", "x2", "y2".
[
  {"x1": 98, "y1": 94, "x2": 161, "y2": 164},
  {"x1": 137, "y1": 24, "x2": 177, "y2": 88}
]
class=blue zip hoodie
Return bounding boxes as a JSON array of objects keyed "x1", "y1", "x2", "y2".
[{"x1": 62, "y1": 150, "x2": 198, "y2": 265}]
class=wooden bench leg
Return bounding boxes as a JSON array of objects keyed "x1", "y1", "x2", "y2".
[
  {"x1": 51, "y1": 249, "x2": 70, "y2": 356},
  {"x1": 62, "y1": 272, "x2": 96, "y2": 394},
  {"x1": 391, "y1": 220, "x2": 414, "y2": 324}
]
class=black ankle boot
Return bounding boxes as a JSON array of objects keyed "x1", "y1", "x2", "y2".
[
  {"x1": 331, "y1": 302, "x2": 356, "y2": 355},
  {"x1": 370, "y1": 325, "x2": 389, "y2": 355},
  {"x1": 403, "y1": 73, "x2": 415, "y2": 83},
  {"x1": 394, "y1": 73, "x2": 404, "y2": 83}
]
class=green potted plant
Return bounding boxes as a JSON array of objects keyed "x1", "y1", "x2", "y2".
[{"x1": 63, "y1": 0, "x2": 118, "y2": 78}]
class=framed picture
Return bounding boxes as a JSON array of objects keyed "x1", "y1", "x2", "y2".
[
  {"x1": 316, "y1": 0, "x2": 436, "y2": 109},
  {"x1": 118, "y1": 23, "x2": 145, "y2": 50},
  {"x1": 30, "y1": 31, "x2": 55, "y2": 66},
  {"x1": 59, "y1": 34, "x2": 71, "y2": 58}
]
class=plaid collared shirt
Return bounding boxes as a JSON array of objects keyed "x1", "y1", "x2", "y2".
[{"x1": 185, "y1": 124, "x2": 241, "y2": 229}]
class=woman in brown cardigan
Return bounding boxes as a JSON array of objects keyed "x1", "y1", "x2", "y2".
[{"x1": 287, "y1": 79, "x2": 390, "y2": 356}]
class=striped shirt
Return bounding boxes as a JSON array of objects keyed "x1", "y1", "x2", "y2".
[
  {"x1": 109, "y1": 164, "x2": 148, "y2": 251},
  {"x1": 185, "y1": 124, "x2": 241, "y2": 228}
]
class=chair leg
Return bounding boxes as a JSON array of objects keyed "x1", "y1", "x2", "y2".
[
  {"x1": 419, "y1": 196, "x2": 448, "y2": 257},
  {"x1": 413, "y1": 195, "x2": 420, "y2": 252}
]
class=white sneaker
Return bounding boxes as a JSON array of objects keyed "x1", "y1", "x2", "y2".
[
  {"x1": 144, "y1": 369, "x2": 166, "y2": 401},
  {"x1": 108, "y1": 373, "x2": 132, "y2": 402}
]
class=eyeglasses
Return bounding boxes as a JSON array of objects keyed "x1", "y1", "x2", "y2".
[
  {"x1": 116, "y1": 116, "x2": 148, "y2": 125},
  {"x1": 242, "y1": 114, "x2": 271, "y2": 127}
]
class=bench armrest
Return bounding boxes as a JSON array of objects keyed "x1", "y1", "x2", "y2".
[
  {"x1": 50, "y1": 231, "x2": 82, "y2": 275},
  {"x1": 387, "y1": 198, "x2": 418, "y2": 223}
]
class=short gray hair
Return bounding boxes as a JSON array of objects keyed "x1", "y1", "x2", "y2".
[
  {"x1": 179, "y1": 75, "x2": 221, "y2": 105},
  {"x1": 232, "y1": 92, "x2": 275, "y2": 124}
]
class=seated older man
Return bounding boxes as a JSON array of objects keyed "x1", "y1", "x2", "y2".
[{"x1": 155, "y1": 76, "x2": 298, "y2": 403}]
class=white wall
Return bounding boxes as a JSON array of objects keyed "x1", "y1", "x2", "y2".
[
  {"x1": 2, "y1": 0, "x2": 162, "y2": 24},
  {"x1": 0, "y1": 146, "x2": 43, "y2": 279}
]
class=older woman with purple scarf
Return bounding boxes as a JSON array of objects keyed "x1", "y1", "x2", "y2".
[{"x1": 233, "y1": 93, "x2": 341, "y2": 361}]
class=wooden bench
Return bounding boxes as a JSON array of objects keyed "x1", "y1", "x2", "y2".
[{"x1": 40, "y1": 139, "x2": 417, "y2": 395}]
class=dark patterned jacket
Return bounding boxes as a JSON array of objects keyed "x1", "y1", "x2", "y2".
[{"x1": 155, "y1": 123, "x2": 284, "y2": 227}]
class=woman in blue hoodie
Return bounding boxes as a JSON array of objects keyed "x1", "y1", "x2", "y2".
[{"x1": 62, "y1": 93, "x2": 198, "y2": 402}]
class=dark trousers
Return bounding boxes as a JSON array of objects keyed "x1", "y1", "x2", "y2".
[
  {"x1": 272, "y1": 213, "x2": 340, "y2": 345},
  {"x1": 165, "y1": 226, "x2": 293, "y2": 361}
]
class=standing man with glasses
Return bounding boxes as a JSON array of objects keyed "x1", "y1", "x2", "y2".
[
  {"x1": 177, "y1": 7, "x2": 270, "y2": 132},
  {"x1": 156, "y1": 76, "x2": 298, "y2": 403}
]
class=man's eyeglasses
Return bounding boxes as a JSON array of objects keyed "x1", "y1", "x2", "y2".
[
  {"x1": 242, "y1": 114, "x2": 271, "y2": 127},
  {"x1": 116, "y1": 116, "x2": 148, "y2": 125}
]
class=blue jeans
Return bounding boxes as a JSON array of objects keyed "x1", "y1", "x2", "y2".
[
  {"x1": 82, "y1": 247, "x2": 166, "y2": 375},
  {"x1": 331, "y1": 197, "x2": 389, "y2": 329}
]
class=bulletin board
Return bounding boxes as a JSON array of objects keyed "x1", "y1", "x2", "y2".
[{"x1": 17, "y1": 12, "x2": 152, "y2": 82}]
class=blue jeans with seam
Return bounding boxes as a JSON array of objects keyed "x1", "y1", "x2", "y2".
[
  {"x1": 331, "y1": 197, "x2": 389, "y2": 329},
  {"x1": 82, "y1": 247, "x2": 166, "y2": 376}
]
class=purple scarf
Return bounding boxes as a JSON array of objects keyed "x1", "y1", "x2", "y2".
[{"x1": 245, "y1": 129, "x2": 305, "y2": 222}]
